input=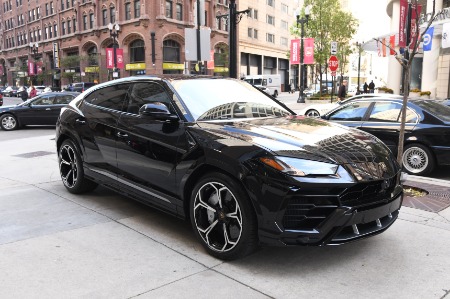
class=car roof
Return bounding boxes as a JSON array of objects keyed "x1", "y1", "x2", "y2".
[{"x1": 37, "y1": 91, "x2": 80, "y2": 96}]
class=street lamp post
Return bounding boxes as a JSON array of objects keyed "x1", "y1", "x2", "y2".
[
  {"x1": 108, "y1": 23, "x2": 120, "y2": 79},
  {"x1": 355, "y1": 41, "x2": 363, "y2": 95},
  {"x1": 295, "y1": 6, "x2": 311, "y2": 103},
  {"x1": 29, "y1": 42, "x2": 39, "y2": 85},
  {"x1": 216, "y1": 0, "x2": 250, "y2": 78}
]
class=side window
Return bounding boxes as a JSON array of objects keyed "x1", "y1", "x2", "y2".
[
  {"x1": 54, "y1": 95, "x2": 75, "y2": 104},
  {"x1": 369, "y1": 102, "x2": 402, "y2": 122},
  {"x1": 400, "y1": 108, "x2": 418, "y2": 123},
  {"x1": 33, "y1": 95, "x2": 55, "y2": 105},
  {"x1": 84, "y1": 84, "x2": 131, "y2": 111},
  {"x1": 329, "y1": 102, "x2": 371, "y2": 121},
  {"x1": 126, "y1": 82, "x2": 172, "y2": 115}
]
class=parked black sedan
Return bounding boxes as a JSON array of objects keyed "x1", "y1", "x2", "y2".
[
  {"x1": 56, "y1": 76, "x2": 403, "y2": 260},
  {"x1": 322, "y1": 98, "x2": 450, "y2": 176},
  {"x1": 0, "y1": 92, "x2": 79, "y2": 130}
]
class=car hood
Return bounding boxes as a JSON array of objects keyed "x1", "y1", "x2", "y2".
[{"x1": 196, "y1": 116, "x2": 398, "y2": 178}]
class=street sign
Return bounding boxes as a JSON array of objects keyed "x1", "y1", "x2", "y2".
[
  {"x1": 331, "y1": 41, "x2": 338, "y2": 55},
  {"x1": 328, "y1": 55, "x2": 339, "y2": 72},
  {"x1": 331, "y1": 71, "x2": 336, "y2": 77}
]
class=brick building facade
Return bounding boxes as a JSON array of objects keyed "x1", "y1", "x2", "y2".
[{"x1": 0, "y1": 0, "x2": 230, "y2": 88}]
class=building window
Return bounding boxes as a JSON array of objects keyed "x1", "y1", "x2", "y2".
[
  {"x1": 130, "y1": 39, "x2": 145, "y2": 62},
  {"x1": 248, "y1": 27, "x2": 252, "y2": 38},
  {"x1": 50, "y1": 1, "x2": 54, "y2": 14},
  {"x1": 125, "y1": 3, "x2": 131, "y2": 20},
  {"x1": 49, "y1": 25, "x2": 52, "y2": 38},
  {"x1": 165, "y1": 1, "x2": 172, "y2": 18},
  {"x1": 281, "y1": 20, "x2": 288, "y2": 30},
  {"x1": 281, "y1": 3, "x2": 288, "y2": 13},
  {"x1": 67, "y1": 19, "x2": 72, "y2": 33},
  {"x1": 73, "y1": 18, "x2": 77, "y2": 31},
  {"x1": 45, "y1": 3, "x2": 49, "y2": 16},
  {"x1": 267, "y1": 0, "x2": 274, "y2": 7},
  {"x1": 266, "y1": 33, "x2": 274, "y2": 43},
  {"x1": 163, "y1": 39, "x2": 181, "y2": 74},
  {"x1": 54, "y1": 24, "x2": 57, "y2": 37},
  {"x1": 254, "y1": 29, "x2": 258, "y2": 39},
  {"x1": 61, "y1": 1, "x2": 64, "y2": 10},
  {"x1": 83, "y1": 15, "x2": 87, "y2": 30},
  {"x1": 134, "y1": 0, "x2": 140, "y2": 18},
  {"x1": 62, "y1": 21, "x2": 66, "y2": 35},
  {"x1": 281, "y1": 37, "x2": 288, "y2": 46},
  {"x1": 87, "y1": 46, "x2": 98, "y2": 66},
  {"x1": 267, "y1": 15, "x2": 275, "y2": 25},
  {"x1": 44, "y1": 26, "x2": 48, "y2": 39},
  {"x1": 89, "y1": 12, "x2": 94, "y2": 28},
  {"x1": 176, "y1": 3, "x2": 182, "y2": 21},
  {"x1": 110, "y1": 6, "x2": 115, "y2": 23},
  {"x1": 253, "y1": 9, "x2": 258, "y2": 20},
  {"x1": 37, "y1": 7, "x2": 40, "y2": 19},
  {"x1": 102, "y1": 9, "x2": 107, "y2": 25}
]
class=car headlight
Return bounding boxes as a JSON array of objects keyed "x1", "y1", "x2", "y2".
[{"x1": 260, "y1": 157, "x2": 338, "y2": 177}]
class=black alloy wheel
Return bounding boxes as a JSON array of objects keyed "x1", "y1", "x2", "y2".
[
  {"x1": 0, "y1": 114, "x2": 18, "y2": 130},
  {"x1": 59, "y1": 139, "x2": 98, "y2": 194},
  {"x1": 190, "y1": 172, "x2": 258, "y2": 260}
]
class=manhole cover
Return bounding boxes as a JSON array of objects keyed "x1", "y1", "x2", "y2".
[{"x1": 13, "y1": 151, "x2": 54, "y2": 158}]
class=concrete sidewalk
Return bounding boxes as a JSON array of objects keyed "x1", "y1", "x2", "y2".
[{"x1": 0, "y1": 134, "x2": 450, "y2": 298}]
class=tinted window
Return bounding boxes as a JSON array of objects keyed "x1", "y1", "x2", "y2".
[
  {"x1": 369, "y1": 102, "x2": 402, "y2": 122},
  {"x1": 126, "y1": 82, "x2": 172, "y2": 114},
  {"x1": 329, "y1": 102, "x2": 371, "y2": 121},
  {"x1": 83, "y1": 83, "x2": 96, "y2": 88},
  {"x1": 84, "y1": 84, "x2": 131, "y2": 111},
  {"x1": 54, "y1": 94, "x2": 75, "y2": 104},
  {"x1": 414, "y1": 100, "x2": 450, "y2": 122},
  {"x1": 33, "y1": 95, "x2": 55, "y2": 105}
]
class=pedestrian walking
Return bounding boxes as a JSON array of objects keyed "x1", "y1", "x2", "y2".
[
  {"x1": 363, "y1": 82, "x2": 369, "y2": 94},
  {"x1": 29, "y1": 86, "x2": 37, "y2": 98},
  {"x1": 368, "y1": 80, "x2": 375, "y2": 93},
  {"x1": 338, "y1": 80, "x2": 347, "y2": 101},
  {"x1": 20, "y1": 87, "x2": 28, "y2": 102}
]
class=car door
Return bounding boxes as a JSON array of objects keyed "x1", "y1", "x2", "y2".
[
  {"x1": 18, "y1": 95, "x2": 56, "y2": 125},
  {"x1": 77, "y1": 84, "x2": 131, "y2": 176},
  {"x1": 360, "y1": 101, "x2": 418, "y2": 153},
  {"x1": 115, "y1": 81, "x2": 187, "y2": 207},
  {"x1": 327, "y1": 101, "x2": 372, "y2": 129},
  {"x1": 49, "y1": 94, "x2": 77, "y2": 124}
]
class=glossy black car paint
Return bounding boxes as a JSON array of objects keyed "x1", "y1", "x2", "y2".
[
  {"x1": 56, "y1": 76, "x2": 402, "y2": 250},
  {"x1": 322, "y1": 98, "x2": 450, "y2": 169},
  {"x1": 0, "y1": 92, "x2": 79, "y2": 129}
]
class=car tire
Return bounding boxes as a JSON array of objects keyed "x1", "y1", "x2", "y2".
[
  {"x1": 58, "y1": 139, "x2": 98, "y2": 194},
  {"x1": 0, "y1": 114, "x2": 18, "y2": 130},
  {"x1": 190, "y1": 172, "x2": 258, "y2": 260},
  {"x1": 402, "y1": 143, "x2": 435, "y2": 176},
  {"x1": 305, "y1": 109, "x2": 320, "y2": 118}
]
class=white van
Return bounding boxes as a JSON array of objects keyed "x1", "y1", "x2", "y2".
[{"x1": 244, "y1": 74, "x2": 281, "y2": 97}]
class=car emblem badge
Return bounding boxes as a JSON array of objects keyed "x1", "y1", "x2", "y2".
[{"x1": 381, "y1": 179, "x2": 391, "y2": 191}]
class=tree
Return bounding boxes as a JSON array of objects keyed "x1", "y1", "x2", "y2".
[
  {"x1": 374, "y1": 0, "x2": 436, "y2": 182},
  {"x1": 291, "y1": 0, "x2": 358, "y2": 96},
  {"x1": 60, "y1": 55, "x2": 86, "y2": 84}
]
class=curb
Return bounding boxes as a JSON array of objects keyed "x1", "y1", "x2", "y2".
[{"x1": 406, "y1": 174, "x2": 450, "y2": 188}]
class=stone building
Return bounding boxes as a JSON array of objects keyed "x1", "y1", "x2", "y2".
[{"x1": 0, "y1": 0, "x2": 230, "y2": 88}]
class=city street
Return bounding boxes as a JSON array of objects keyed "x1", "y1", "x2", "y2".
[{"x1": 1, "y1": 93, "x2": 450, "y2": 298}]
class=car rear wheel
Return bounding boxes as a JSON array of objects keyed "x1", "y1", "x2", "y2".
[
  {"x1": 190, "y1": 172, "x2": 258, "y2": 260},
  {"x1": 273, "y1": 90, "x2": 278, "y2": 97},
  {"x1": 59, "y1": 139, "x2": 98, "y2": 194},
  {"x1": 0, "y1": 114, "x2": 18, "y2": 130},
  {"x1": 402, "y1": 143, "x2": 435, "y2": 176},
  {"x1": 305, "y1": 109, "x2": 320, "y2": 118}
]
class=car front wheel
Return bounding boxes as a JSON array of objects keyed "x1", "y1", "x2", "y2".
[
  {"x1": 402, "y1": 143, "x2": 435, "y2": 176},
  {"x1": 305, "y1": 109, "x2": 320, "y2": 118},
  {"x1": 190, "y1": 172, "x2": 258, "y2": 260},
  {"x1": 0, "y1": 114, "x2": 18, "y2": 130},
  {"x1": 59, "y1": 139, "x2": 98, "y2": 194}
]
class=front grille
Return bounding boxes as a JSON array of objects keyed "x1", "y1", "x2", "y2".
[{"x1": 339, "y1": 177, "x2": 397, "y2": 207}]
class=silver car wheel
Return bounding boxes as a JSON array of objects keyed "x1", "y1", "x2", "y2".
[
  {"x1": 1, "y1": 115, "x2": 17, "y2": 130},
  {"x1": 193, "y1": 182, "x2": 243, "y2": 253},
  {"x1": 306, "y1": 109, "x2": 320, "y2": 118},
  {"x1": 59, "y1": 144, "x2": 78, "y2": 188},
  {"x1": 403, "y1": 146, "x2": 429, "y2": 174}
]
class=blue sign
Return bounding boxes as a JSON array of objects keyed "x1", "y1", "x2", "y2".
[{"x1": 423, "y1": 27, "x2": 434, "y2": 51}]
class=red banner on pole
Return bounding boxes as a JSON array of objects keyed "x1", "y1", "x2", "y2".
[
  {"x1": 106, "y1": 48, "x2": 114, "y2": 69},
  {"x1": 290, "y1": 39, "x2": 300, "y2": 65},
  {"x1": 28, "y1": 62, "x2": 35, "y2": 75},
  {"x1": 207, "y1": 50, "x2": 215, "y2": 70},
  {"x1": 399, "y1": 0, "x2": 407, "y2": 48},
  {"x1": 116, "y1": 48, "x2": 124, "y2": 69},
  {"x1": 409, "y1": 5, "x2": 422, "y2": 50},
  {"x1": 390, "y1": 35, "x2": 396, "y2": 55},
  {"x1": 303, "y1": 38, "x2": 314, "y2": 64}
]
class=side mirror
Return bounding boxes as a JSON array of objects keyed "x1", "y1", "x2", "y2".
[
  {"x1": 320, "y1": 115, "x2": 328, "y2": 120},
  {"x1": 139, "y1": 102, "x2": 179, "y2": 121}
]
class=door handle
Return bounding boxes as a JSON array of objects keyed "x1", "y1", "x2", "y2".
[
  {"x1": 116, "y1": 131, "x2": 129, "y2": 138},
  {"x1": 75, "y1": 119, "x2": 86, "y2": 125},
  {"x1": 45, "y1": 108, "x2": 51, "y2": 110}
]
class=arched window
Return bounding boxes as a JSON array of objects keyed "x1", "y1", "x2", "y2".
[
  {"x1": 163, "y1": 39, "x2": 182, "y2": 74},
  {"x1": 87, "y1": 46, "x2": 98, "y2": 66},
  {"x1": 130, "y1": 39, "x2": 145, "y2": 63}
]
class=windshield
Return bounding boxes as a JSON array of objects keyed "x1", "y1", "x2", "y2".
[
  {"x1": 414, "y1": 100, "x2": 450, "y2": 122},
  {"x1": 171, "y1": 78, "x2": 291, "y2": 121}
]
